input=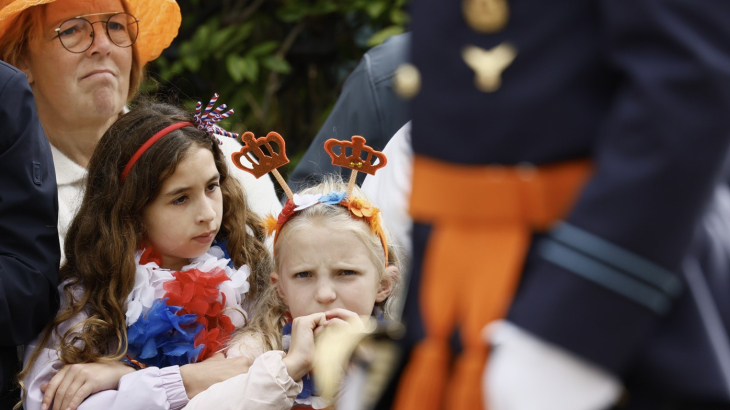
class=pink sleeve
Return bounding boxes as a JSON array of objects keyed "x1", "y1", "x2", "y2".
[
  {"x1": 76, "y1": 366, "x2": 189, "y2": 410},
  {"x1": 22, "y1": 310, "x2": 189, "y2": 410},
  {"x1": 183, "y1": 351, "x2": 302, "y2": 410}
]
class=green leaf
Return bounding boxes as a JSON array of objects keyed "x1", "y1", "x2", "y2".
[
  {"x1": 192, "y1": 24, "x2": 211, "y2": 52},
  {"x1": 390, "y1": 9, "x2": 409, "y2": 25},
  {"x1": 227, "y1": 55, "x2": 259, "y2": 83},
  {"x1": 168, "y1": 61, "x2": 185, "y2": 77},
  {"x1": 182, "y1": 53, "x2": 200, "y2": 72},
  {"x1": 366, "y1": 2, "x2": 388, "y2": 19},
  {"x1": 277, "y1": 5, "x2": 307, "y2": 22},
  {"x1": 278, "y1": 1, "x2": 340, "y2": 20},
  {"x1": 209, "y1": 26, "x2": 237, "y2": 52},
  {"x1": 226, "y1": 54, "x2": 246, "y2": 83},
  {"x1": 366, "y1": 25, "x2": 405, "y2": 47},
  {"x1": 183, "y1": 100, "x2": 198, "y2": 111},
  {"x1": 311, "y1": 2, "x2": 339, "y2": 15},
  {"x1": 247, "y1": 41, "x2": 279, "y2": 57},
  {"x1": 179, "y1": 41, "x2": 191, "y2": 55},
  {"x1": 262, "y1": 55, "x2": 292, "y2": 74},
  {"x1": 154, "y1": 55, "x2": 169, "y2": 70},
  {"x1": 243, "y1": 56, "x2": 259, "y2": 82},
  {"x1": 139, "y1": 77, "x2": 159, "y2": 94},
  {"x1": 214, "y1": 23, "x2": 253, "y2": 59}
]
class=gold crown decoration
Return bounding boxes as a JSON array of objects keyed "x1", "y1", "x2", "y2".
[
  {"x1": 325, "y1": 136, "x2": 388, "y2": 197},
  {"x1": 324, "y1": 136, "x2": 387, "y2": 175},
  {"x1": 231, "y1": 131, "x2": 294, "y2": 198}
]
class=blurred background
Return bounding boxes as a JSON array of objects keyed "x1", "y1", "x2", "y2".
[{"x1": 140, "y1": 0, "x2": 409, "y2": 178}]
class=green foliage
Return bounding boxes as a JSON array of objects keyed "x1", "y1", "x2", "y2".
[
  {"x1": 143, "y1": 0, "x2": 409, "y2": 177},
  {"x1": 367, "y1": 25, "x2": 405, "y2": 47}
]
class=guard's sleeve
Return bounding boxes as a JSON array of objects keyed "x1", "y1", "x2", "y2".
[
  {"x1": 0, "y1": 62, "x2": 60, "y2": 347},
  {"x1": 287, "y1": 33, "x2": 411, "y2": 192},
  {"x1": 507, "y1": 0, "x2": 730, "y2": 375}
]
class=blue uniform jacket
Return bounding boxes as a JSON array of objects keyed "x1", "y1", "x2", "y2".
[
  {"x1": 409, "y1": 0, "x2": 730, "y2": 403},
  {"x1": 0, "y1": 61, "x2": 60, "y2": 406},
  {"x1": 288, "y1": 33, "x2": 411, "y2": 191}
]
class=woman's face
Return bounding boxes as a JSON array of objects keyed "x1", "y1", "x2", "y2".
[{"x1": 20, "y1": 0, "x2": 133, "y2": 126}]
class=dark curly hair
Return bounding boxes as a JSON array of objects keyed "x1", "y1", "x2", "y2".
[{"x1": 18, "y1": 101, "x2": 271, "y2": 404}]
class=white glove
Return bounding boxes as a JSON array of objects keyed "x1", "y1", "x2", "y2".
[{"x1": 485, "y1": 320, "x2": 623, "y2": 410}]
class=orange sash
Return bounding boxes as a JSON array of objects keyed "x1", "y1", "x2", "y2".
[{"x1": 393, "y1": 155, "x2": 593, "y2": 410}]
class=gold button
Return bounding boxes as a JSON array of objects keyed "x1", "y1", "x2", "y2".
[
  {"x1": 462, "y1": 42, "x2": 517, "y2": 93},
  {"x1": 392, "y1": 63, "x2": 421, "y2": 100},
  {"x1": 462, "y1": 0, "x2": 510, "y2": 33}
]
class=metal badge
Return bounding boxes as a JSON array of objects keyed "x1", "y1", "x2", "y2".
[
  {"x1": 462, "y1": 0, "x2": 510, "y2": 33},
  {"x1": 392, "y1": 63, "x2": 422, "y2": 100},
  {"x1": 462, "y1": 42, "x2": 517, "y2": 93}
]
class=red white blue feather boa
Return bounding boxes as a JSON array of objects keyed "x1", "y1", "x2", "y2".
[{"x1": 125, "y1": 246, "x2": 250, "y2": 367}]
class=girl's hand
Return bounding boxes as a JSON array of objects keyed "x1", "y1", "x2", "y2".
[
  {"x1": 40, "y1": 361, "x2": 135, "y2": 410},
  {"x1": 283, "y1": 312, "x2": 327, "y2": 381},
  {"x1": 323, "y1": 308, "x2": 368, "y2": 333}
]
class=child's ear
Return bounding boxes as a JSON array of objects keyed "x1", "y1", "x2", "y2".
[
  {"x1": 270, "y1": 271, "x2": 286, "y2": 301},
  {"x1": 375, "y1": 265, "x2": 399, "y2": 303}
]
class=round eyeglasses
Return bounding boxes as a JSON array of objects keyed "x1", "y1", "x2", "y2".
[{"x1": 54, "y1": 12, "x2": 139, "y2": 53}]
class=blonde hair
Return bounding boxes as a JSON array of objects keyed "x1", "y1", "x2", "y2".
[
  {"x1": 0, "y1": 1, "x2": 145, "y2": 102},
  {"x1": 232, "y1": 176, "x2": 403, "y2": 352}
]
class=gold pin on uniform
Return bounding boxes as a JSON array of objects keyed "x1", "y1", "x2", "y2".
[
  {"x1": 462, "y1": 42, "x2": 517, "y2": 93},
  {"x1": 462, "y1": 0, "x2": 509, "y2": 33},
  {"x1": 392, "y1": 63, "x2": 422, "y2": 100}
]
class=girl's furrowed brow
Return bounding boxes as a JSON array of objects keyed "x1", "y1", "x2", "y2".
[{"x1": 284, "y1": 262, "x2": 314, "y2": 274}]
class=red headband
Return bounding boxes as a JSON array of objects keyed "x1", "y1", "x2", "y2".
[{"x1": 120, "y1": 122, "x2": 193, "y2": 183}]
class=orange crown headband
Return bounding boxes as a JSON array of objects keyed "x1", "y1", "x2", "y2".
[{"x1": 230, "y1": 133, "x2": 389, "y2": 265}]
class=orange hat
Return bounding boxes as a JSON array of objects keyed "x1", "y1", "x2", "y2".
[{"x1": 0, "y1": 0, "x2": 181, "y2": 65}]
